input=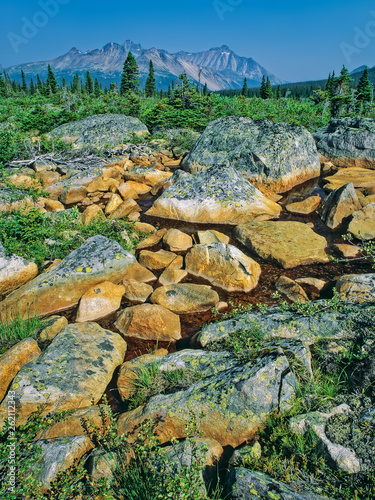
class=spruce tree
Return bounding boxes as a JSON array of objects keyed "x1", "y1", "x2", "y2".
[
  {"x1": 241, "y1": 78, "x2": 248, "y2": 97},
  {"x1": 46, "y1": 64, "x2": 58, "y2": 94},
  {"x1": 356, "y1": 67, "x2": 372, "y2": 105},
  {"x1": 329, "y1": 65, "x2": 353, "y2": 117},
  {"x1": 94, "y1": 78, "x2": 101, "y2": 96},
  {"x1": 260, "y1": 76, "x2": 266, "y2": 99},
  {"x1": 276, "y1": 85, "x2": 281, "y2": 99},
  {"x1": 265, "y1": 77, "x2": 273, "y2": 99},
  {"x1": 29, "y1": 78, "x2": 35, "y2": 95},
  {"x1": 62, "y1": 77, "x2": 67, "y2": 88},
  {"x1": 0, "y1": 74, "x2": 6, "y2": 97},
  {"x1": 72, "y1": 73, "x2": 80, "y2": 93},
  {"x1": 145, "y1": 60, "x2": 156, "y2": 97},
  {"x1": 203, "y1": 83, "x2": 208, "y2": 96},
  {"x1": 120, "y1": 52, "x2": 140, "y2": 95},
  {"x1": 21, "y1": 70, "x2": 28, "y2": 93},
  {"x1": 85, "y1": 71, "x2": 94, "y2": 94}
]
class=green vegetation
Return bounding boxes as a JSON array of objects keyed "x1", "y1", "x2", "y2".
[
  {"x1": 0, "y1": 316, "x2": 46, "y2": 354},
  {"x1": 0, "y1": 207, "x2": 141, "y2": 270}
]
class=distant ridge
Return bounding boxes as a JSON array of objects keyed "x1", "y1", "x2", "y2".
[{"x1": 4, "y1": 41, "x2": 285, "y2": 91}]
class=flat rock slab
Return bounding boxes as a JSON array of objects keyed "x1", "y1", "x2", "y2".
[
  {"x1": 118, "y1": 349, "x2": 297, "y2": 448},
  {"x1": 185, "y1": 243, "x2": 261, "y2": 292},
  {"x1": 115, "y1": 303, "x2": 181, "y2": 341},
  {"x1": 146, "y1": 165, "x2": 281, "y2": 224},
  {"x1": 48, "y1": 114, "x2": 149, "y2": 149},
  {"x1": 323, "y1": 167, "x2": 375, "y2": 191},
  {"x1": 124, "y1": 166, "x2": 172, "y2": 186},
  {"x1": 335, "y1": 273, "x2": 375, "y2": 303},
  {"x1": 0, "y1": 235, "x2": 137, "y2": 320},
  {"x1": 314, "y1": 117, "x2": 375, "y2": 169},
  {"x1": 76, "y1": 281, "x2": 125, "y2": 322},
  {"x1": 285, "y1": 195, "x2": 321, "y2": 215},
  {"x1": 234, "y1": 221, "x2": 329, "y2": 269},
  {"x1": 0, "y1": 249, "x2": 38, "y2": 296},
  {"x1": 0, "y1": 322, "x2": 126, "y2": 425},
  {"x1": 150, "y1": 283, "x2": 219, "y2": 314},
  {"x1": 348, "y1": 203, "x2": 375, "y2": 240},
  {"x1": 181, "y1": 116, "x2": 320, "y2": 193}
]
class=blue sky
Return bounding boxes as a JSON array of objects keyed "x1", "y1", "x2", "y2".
[{"x1": 1, "y1": 0, "x2": 375, "y2": 82}]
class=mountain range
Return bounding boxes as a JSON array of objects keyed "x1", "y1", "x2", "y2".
[{"x1": 4, "y1": 41, "x2": 285, "y2": 91}]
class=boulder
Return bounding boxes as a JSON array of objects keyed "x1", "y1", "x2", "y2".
[
  {"x1": 122, "y1": 279, "x2": 153, "y2": 304},
  {"x1": 118, "y1": 182, "x2": 139, "y2": 200},
  {"x1": 117, "y1": 349, "x2": 297, "y2": 448},
  {"x1": 76, "y1": 281, "x2": 125, "y2": 322},
  {"x1": 0, "y1": 338, "x2": 41, "y2": 403},
  {"x1": 0, "y1": 322, "x2": 126, "y2": 425},
  {"x1": 0, "y1": 236, "x2": 137, "y2": 320},
  {"x1": 146, "y1": 165, "x2": 281, "y2": 224},
  {"x1": 185, "y1": 243, "x2": 261, "y2": 292},
  {"x1": 323, "y1": 167, "x2": 375, "y2": 191},
  {"x1": 234, "y1": 221, "x2": 329, "y2": 269},
  {"x1": 285, "y1": 195, "x2": 321, "y2": 215},
  {"x1": 38, "y1": 316, "x2": 68, "y2": 342},
  {"x1": 333, "y1": 243, "x2": 360, "y2": 258},
  {"x1": 314, "y1": 117, "x2": 375, "y2": 169},
  {"x1": 115, "y1": 303, "x2": 181, "y2": 341},
  {"x1": 48, "y1": 114, "x2": 149, "y2": 149},
  {"x1": 124, "y1": 166, "x2": 172, "y2": 186},
  {"x1": 158, "y1": 267, "x2": 188, "y2": 286},
  {"x1": 0, "y1": 186, "x2": 33, "y2": 212},
  {"x1": 181, "y1": 116, "x2": 320, "y2": 193},
  {"x1": 197, "y1": 229, "x2": 230, "y2": 245},
  {"x1": 275, "y1": 276, "x2": 308, "y2": 303},
  {"x1": 317, "y1": 183, "x2": 361, "y2": 229},
  {"x1": 335, "y1": 273, "x2": 375, "y2": 303},
  {"x1": 136, "y1": 228, "x2": 167, "y2": 250},
  {"x1": 126, "y1": 180, "x2": 152, "y2": 195},
  {"x1": 0, "y1": 244, "x2": 38, "y2": 296},
  {"x1": 162, "y1": 229, "x2": 193, "y2": 252},
  {"x1": 139, "y1": 249, "x2": 178, "y2": 270},
  {"x1": 81, "y1": 204, "x2": 105, "y2": 225},
  {"x1": 150, "y1": 284, "x2": 219, "y2": 314},
  {"x1": 348, "y1": 203, "x2": 375, "y2": 240}
]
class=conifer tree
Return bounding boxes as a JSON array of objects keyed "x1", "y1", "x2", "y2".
[
  {"x1": 241, "y1": 78, "x2": 248, "y2": 97},
  {"x1": 109, "y1": 82, "x2": 118, "y2": 93},
  {"x1": 21, "y1": 70, "x2": 28, "y2": 93},
  {"x1": 85, "y1": 71, "x2": 94, "y2": 94},
  {"x1": 260, "y1": 76, "x2": 266, "y2": 99},
  {"x1": 145, "y1": 60, "x2": 156, "y2": 97},
  {"x1": 329, "y1": 65, "x2": 353, "y2": 117},
  {"x1": 120, "y1": 51, "x2": 140, "y2": 95},
  {"x1": 356, "y1": 67, "x2": 373, "y2": 106},
  {"x1": 94, "y1": 78, "x2": 101, "y2": 96},
  {"x1": 29, "y1": 78, "x2": 35, "y2": 95},
  {"x1": 265, "y1": 77, "x2": 273, "y2": 99},
  {"x1": 276, "y1": 85, "x2": 281, "y2": 99},
  {"x1": 203, "y1": 83, "x2": 208, "y2": 96},
  {"x1": 0, "y1": 74, "x2": 6, "y2": 97},
  {"x1": 46, "y1": 64, "x2": 58, "y2": 93},
  {"x1": 36, "y1": 74, "x2": 43, "y2": 91},
  {"x1": 71, "y1": 73, "x2": 80, "y2": 93},
  {"x1": 62, "y1": 77, "x2": 67, "y2": 88}
]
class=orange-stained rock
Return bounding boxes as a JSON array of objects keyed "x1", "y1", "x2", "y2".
[
  {"x1": 59, "y1": 184, "x2": 87, "y2": 204},
  {"x1": 333, "y1": 243, "x2": 361, "y2": 258},
  {"x1": 124, "y1": 166, "x2": 172, "y2": 187},
  {"x1": 139, "y1": 249, "x2": 177, "y2": 270},
  {"x1": 36, "y1": 170, "x2": 61, "y2": 188},
  {"x1": 275, "y1": 276, "x2": 308, "y2": 303},
  {"x1": 121, "y1": 261, "x2": 157, "y2": 284},
  {"x1": 323, "y1": 167, "x2": 375, "y2": 191},
  {"x1": 136, "y1": 228, "x2": 167, "y2": 250},
  {"x1": 348, "y1": 203, "x2": 375, "y2": 240},
  {"x1": 40, "y1": 198, "x2": 65, "y2": 212},
  {"x1": 286, "y1": 196, "x2": 321, "y2": 215},
  {"x1": 105, "y1": 193, "x2": 123, "y2": 215},
  {"x1": 126, "y1": 181, "x2": 152, "y2": 195},
  {"x1": 38, "y1": 316, "x2": 68, "y2": 342},
  {"x1": 197, "y1": 230, "x2": 229, "y2": 245},
  {"x1": 150, "y1": 284, "x2": 219, "y2": 314},
  {"x1": 122, "y1": 279, "x2": 153, "y2": 304},
  {"x1": 81, "y1": 204, "x2": 106, "y2": 225},
  {"x1": 118, "y1": 182, "x2": 139, "y2": 200},
  {"x1": 0, "y1": 338, "x2": 41, "y2": 402},
  {"x1": 158, "y1": 268, "x2": 188, "y2": 286},
  {"x1": 185, "y1": 243, "x2": 261, "y2": 293},
  {"x1": 295, "y1": 277, "x2": 327, "y2": 291},
  {"x1": 0, "y1": 248, "x2": 38, "y2": 296},
  {"x1": 76, "y1": 281, "x2": 125, "y2": 322},
  {"x1": 109, "y1": 198, "x2": 138, "y2": 220},
  {"x1": 163, "y1": 229, "x2": 193, "y2": 252},
  {"x1": 134, "y1": 222, "x2": 156, "y2": 234},
  {"x1": 115, "y1": 304, "x2": 181, "y2": 341},
  {"x1": 318, "y1": 183, "x2": 361, "y2": 229},
  {"x1": 87, "y1": 177, "x2": 120, "y2": 193},
  {"x1": 102, "y1": 165, "x2": 123, "y2": 180}
]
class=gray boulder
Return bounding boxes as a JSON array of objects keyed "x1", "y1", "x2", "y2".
[
  {"x1": 314, "y1": 117, "x2": 375, "y2": 168},
  {"x1": 48, "y1": 114, "x2": 149, "y2": 150},
  {"x1": 181, "y1": 116, "x2": 320, "y2": 193},
  {"x1": 146, "y1": 164, "x2": 281, "y2": 224},
  {"x1": 318, "y1": 182, "x2": 362, "y2": 229}
]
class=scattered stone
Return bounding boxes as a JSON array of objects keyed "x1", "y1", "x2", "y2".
[
  {"x1": 124, "y1": 166, "x2": 172, "y2": 186},
  {"x1": 314, "y1": 117, "x2": 375, "y2": 169},
  {"x1": 139, "y1": 249, "x2": 178, "y2": 270},
  {"x1": 197, "y1": 230, "x2": 230, "y2": 245},
  {"x1": 182, "y1": 116, "x2": 320, "y2": 193},
  {"x1": 323, "y1": 167, "x2": 375, "y2": 191},
  {"x1": 290, "y1": 404, "x2": 361, "y2": 474},
  {"x1": 348, "y1": 203, "x2": 375, "y2": 240},
  {"x1": 335, "y1": 273, "x2": 375, "y2": 303},
  {"x1": 162, "y1": 229, "x2": 193, "y2": 252},
  {"x1": 158, "y1": 267, "x2": 188, "y2": 286},
  {"x1": 136, "y1": 228, "x2": 167, "y2": 250},
  {"x1": 0, "y1": 236, "x2": 136, "y2": 320},
  {"x1": 87, "y1": 449, "x2": 117, "y2": 484},
  {"x1": 81, "y1": 204, "x2": 105, "y2": 225},
  {"x1": 104, "y1": 193, "x2": 123, "y2": 215},
  {"x1": 146, "y1": 165, "x2": 281, "y2": 224},
  {"x1": 134, "y1": 222, "x2": 155, "y2": 233},
  {"x1": 285, "y1": 195, "x2": 321, "y2": 215},
  {"x1": 234, "y1": 221, "x2": 329, "y2": 269},
  {"x1": 43, "y1": 198, "x2": 65, "y2": 212},
  {"x1": 295, "y1": 277, "x2": 327, "y2": 291},
  {"x1": 122, "y1": 279, "x2": 153, "y2": 304},
  {"x1": 318, "y1": 183, "x2": 361, "y2": 229},
  {"x1": 0, "y1": 246, "x2": 38, "y2": 296},
  {"x1": 115, "y1": 304, "x2": 181, "y2": 341},
  {"x1": 333, "y1": 243, "x2": 360, "y2": 258},
  {"x1": 109, "y1": 198, "x2": 139, "y2": 219},
  {"x1": 126, "y1": 180, "x2": 152, "y2": 195},
  {"x1": 0, "y1": 322, "x2": 126, "y2": 425},
  {"x1": 150, "y1": 284, "x2": 219, "y2": 314},
  {"x1": 118, "y1": 349, "x2": 297, "y2": 448},
  {"x1": 86, "y1": 177, "x2": 119, "y2": 193},
  {"x1": 48, "y1": 114, "x2": 149, "y2": 149},
  {"x1": 185, "y1": 243, "x2": 261, "y2": 292},
  {"x1": 276, "y1": 276, "x2": 309, "y2": 303},
  {"x1": 121, "y1": 261, "x2": 157, "y2": 284},
  {"x1": 0, "y1": 339, "x2": 41, "y2": 403},
  {"x1": 76, "y1": 281, "x2": 125, "y2": 322},
  {"x1": 38, "y1": 316, "x2": 68, "y2": 342},
  {"x1": 117, "y1": 182, "x2": 139, "y2": 200}
]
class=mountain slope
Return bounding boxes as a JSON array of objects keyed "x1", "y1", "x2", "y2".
[{"x1": 5, "y1": 41, "x2": 285, "y2": 91}]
